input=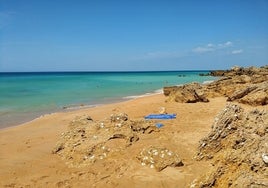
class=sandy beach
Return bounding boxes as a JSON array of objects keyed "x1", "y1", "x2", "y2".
[
  {"x1": 1, "y1": 92, "x2": 264, "y2": 188},
  {"x1": 1, "y1": 0, "x2": 267, "y2": 186},
  {"x1": 0, "y1": 93, "x2": 217, "y2": 187}
]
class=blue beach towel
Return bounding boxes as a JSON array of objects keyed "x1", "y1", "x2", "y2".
[{"x1": 144, "y1": 114, "x2": 176, "y2": 119}]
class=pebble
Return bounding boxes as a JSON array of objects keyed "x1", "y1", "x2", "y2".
[{"x1": 262, "y1": 153, "x2": 268, "y2": 164}]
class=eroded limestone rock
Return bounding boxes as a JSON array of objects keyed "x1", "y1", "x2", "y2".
[
  {"x1": 192, "y1": 104, "x2": 268, "y2": 188},
  {"x1": 52, "y1": 113, "x2": 158, "y2": 168},
  {"x1": 164, "y1": 82, "x2": 209, "y2": 103}
]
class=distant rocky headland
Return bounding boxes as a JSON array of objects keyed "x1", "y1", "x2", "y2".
[{"x1": 164, "y1": 65, "x2": 268, "y2": 106}]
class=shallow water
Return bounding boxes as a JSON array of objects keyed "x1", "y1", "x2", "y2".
[{"x1": 0, "y1": 71, "x2": 215, "y2": 128}]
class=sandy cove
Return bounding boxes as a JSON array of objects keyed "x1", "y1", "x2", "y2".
[{"x1": 0, "y1": 94, "x2": 265, "y2": 188}]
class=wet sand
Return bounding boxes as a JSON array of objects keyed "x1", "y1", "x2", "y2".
[{"x1": 0, "y1": 94, "x2": 243, "y2": 187}]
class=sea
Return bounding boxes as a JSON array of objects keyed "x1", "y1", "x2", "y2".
[{"x1": 0, "y1": 71, "x2": 215, "y2": 128}]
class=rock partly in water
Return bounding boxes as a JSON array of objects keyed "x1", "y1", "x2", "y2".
[
  {"x1": 192, "y1": 103, "x2": 268, "y2": 187},
  {"x1": 209, "y1": 65, "x2": 268, "y2": 77},
  {"x1": 164, "y1": 65, "x2": 268, "y2": 106}
]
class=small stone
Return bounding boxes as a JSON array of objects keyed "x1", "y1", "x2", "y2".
[
  {"x1": 262, "y1": 154, "x2": 268, "y2": 164},
  {"x1": 100, "y1": 123, "x2": 105, "y2": 128},
  {"x1": 93, "y1": 135, "x2": 98, "y2": 140},
  {"x1": 167, "y1": 151, "x2": 173, "y2": 156}
]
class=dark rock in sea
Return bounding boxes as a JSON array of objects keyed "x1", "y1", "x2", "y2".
[{"x1": 199, "y1": 73, "x2": 210, "y2": 76}]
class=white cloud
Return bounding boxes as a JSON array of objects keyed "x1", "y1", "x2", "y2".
[
  {"x1": 223, "y1": 41, "x2": 232, "y2": 47},
  {"x1": 193, "y1": 41, "x2": 233, "y2": 54},
  {"x1": 135, "y1": 41, "x2": 238, "y2": 60},
  {"x1": 231, "y1": 49, "x2": 243, "y2": 54},
  {"x1": 207, "y1": 43, "x2": 214, "y2": 47},
  {"x1": 192, "y1": 46, "x2": 214, "y2": 53}
]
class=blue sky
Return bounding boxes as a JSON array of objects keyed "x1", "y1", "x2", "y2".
[{"x1": 0, "y1": 0, "x2": 268, "y2": 71}]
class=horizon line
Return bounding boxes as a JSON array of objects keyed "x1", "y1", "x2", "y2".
[{"x1": 0, "y1": 69, "x2": 218, "y2": 74}]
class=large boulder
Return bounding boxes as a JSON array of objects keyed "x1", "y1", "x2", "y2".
[{"x1": 163, "y1": 82, "x2": 209, "y2": 103}]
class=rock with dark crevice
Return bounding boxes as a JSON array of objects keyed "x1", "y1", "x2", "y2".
[{"x1": 192, "y1": 104, "x2": 268, "y2": 188}]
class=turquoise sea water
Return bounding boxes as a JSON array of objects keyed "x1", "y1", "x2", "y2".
[{"x1": 0, "y1": 71, "x2": 215, "y2": 128}]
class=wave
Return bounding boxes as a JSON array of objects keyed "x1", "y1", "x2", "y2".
[
  {"x1": 123, "y1": 89, "x2": 163, "y2": 100},
  {"x1": 62, "y1": 104, "x2": 99, "y2": 110},
  {"x1": 202, "y1": 80, "x2": 215, "y2": 84}
]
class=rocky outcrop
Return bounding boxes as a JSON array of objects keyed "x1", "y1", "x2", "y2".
[
  {"x1": 53, "y1": 113, "x2": 183, "y2": 171},
  {"x1": 53, "y1": 114, "x2": 157, "y2": 167},
  {"x1": 227, "y1": 81, "x2": 268, "y2": 106},
  {"x1": 209, "y1": 65, "x2": 268, "y2": 77},
  {"x1": 192, "y1": 103, "x2": 268, "y2": 187},
  {"x1": 163, "y1": 82, "x2": 209, "y2": 103},
  {"x1": 164, "y1": 65, "x2": 268, "y2": 106}
]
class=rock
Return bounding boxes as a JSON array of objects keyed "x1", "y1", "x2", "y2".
[
  {"x1": 209, "y1": 66, "x2": 268, "y2": 77},
  {"x1": 227, "y1": 81, "x2": 268, "y2": 106},
  {"x1": 193, "y1": 104, "x2": 268, "y2": 187},
  {"x1": 163, "y1": 86, "x2": 178, "y2": 96},
  {"x1": 158, "y1": 107, "x2": 166, "y2": 114},
  {"x1": 110, "y1": 113, "x2": 128, "y2": 122},
  {"x1": 227, "y1": 85, "x2": 258, "y2": 101},
  {"x1": 164, "y1": 82, "x2": 209, "y2": 103},
  {"x1": 163, "y1": 65, "x2": 267, "y2": 105},
  {"x1": 137, "y1": 146, "x2": 183, "y2": 171},
  {"x1": 53, "y1": 113, "x2": 158, "y2": 168},
  {"x1": 262, "y1": 154, "x2": 268, "y2": 164}
]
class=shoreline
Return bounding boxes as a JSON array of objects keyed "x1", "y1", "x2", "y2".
[
  {"x1": 2, "y1": 65, "x2": 266, "y2": 187},
  {"x1": 0, "y1": 92, "x2": 164, "y2": 131},
  {"x1": 1, "y1": 78, "x2": 215, "y2": 130},
  {"x1": 0, "y1": 89, "x2": 266, "y2": 187},
  {"x1": 0, "y1": 92, "x2": 229, "y2": 187},
  {"x1": 0, "y1": 70, "x2": 215, "y2": 129}
]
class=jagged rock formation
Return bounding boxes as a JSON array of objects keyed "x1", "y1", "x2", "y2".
[
  {"x1": 52, "y1": 114, "x2": 157, "y2": 167},
  {"x1": 163, "y1": 82, "x2": 209, "y2": 103},
  {"x1": 53, "y1": 113, "x2": 183, "y2": 171},
  {"x1": 164, "y1": 65, "x2": 268, "y2": 106},
  {"x1": 227, "y1": 81, "x2": 268, "y2": 106},
  {"x1": 209, "y1": 65, "x2": 268, "y2": 77},
  {"x1": 192, "y1": 103, "x2": 268, "y2": 187}
]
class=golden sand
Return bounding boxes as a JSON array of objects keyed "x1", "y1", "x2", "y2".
[{"x1": 0, "y1": 94, "x2": 258, "y2": 187}]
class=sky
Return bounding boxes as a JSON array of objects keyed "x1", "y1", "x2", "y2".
[{"x1": 0, "y1": 0, "x2": 268, "y2": 71}]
